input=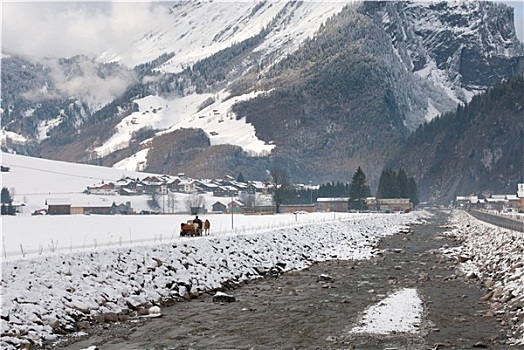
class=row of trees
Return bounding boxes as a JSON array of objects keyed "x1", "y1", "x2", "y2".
[
  {"x1": 376, "y1": 169, "x2": 419, "y2": 205},
  {"x1": 266, "y1": 166, "x2": 418, "y2": 213}
]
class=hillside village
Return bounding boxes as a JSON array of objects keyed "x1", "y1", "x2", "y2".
[
  {"x1": 3, "y1": 159, "x2": 522, "y2": 216},
  {"x1": 44, "y1": 175, "x2": 524, "y2": 216},
  {"x1": 41, "y1": 173, "x2": 419, "y2": 216},
  {"x1": 44, "y1": 174, "x2": 273, "y2": 216}
]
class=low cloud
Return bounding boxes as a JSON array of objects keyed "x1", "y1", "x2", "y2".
[
  {"x1": 2, "y1": 2, "x2": 173, "y2": 59},
  {"x1": 22, "y1": 56, "x2": 137, "y2": 110}
]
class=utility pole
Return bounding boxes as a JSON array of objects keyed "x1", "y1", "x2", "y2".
[
  {"x1": 309, "y1": 181, "x2": 313, "y2": 206},
  {"x1": 230, "y1": 191, "x2": 234, "y2": 229}
]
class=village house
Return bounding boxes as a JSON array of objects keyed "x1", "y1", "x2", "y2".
[
  {"x1": 195, "y1": 180, "x2": 220, "y2": 193},
  {"x1": 114, "y1": 177, "x2": 135, "y2": 188},
  {"x1": 111, "y1": 202, "x2": 133, "y2": 215},
  {"x1": 316, "y1": 197, "x2": 349, "y2": 212},
  {"x1": 365, "y1": 198, "x2": 413, "y2": 212},
  {"x1": 228, "y1": 200, "x2": 245, "y2": 213},
  {"x1": 213, "y1": 185, "x2": 239, "y2": 197},
  {"x1": 141, "y1": 176, "x2": 165, "y2": 194},
  {"x1": 178, "y1": 179, "x2": 197, "y2": 193},
  {"x1": 454, "y1": 196, "x2": 480, "y2": 208},
  {"x1": 246, "y1": 181, "x2": 266, "y2": 194},
  {"x1": 114, "y1": 177, "x2": 144, "y2": 195},
  {"x1": 506, "y1": 195, "x2": 520, "y2": 210},
  {"x1": 5, "y1": 202, "x2": 26, "y2": 214},
  {"x1": 223, "y1": 174, "x2": 235, "y2": 184},
  {"x1": 230, "y1": 181, "x2": 248, "y2": 192},
  {"x1": 484, "y1": 197, "x2": 507, "y2": 211},
  {"x1": 86, "y1": 183, "x2": 118, "y2": 195},
  {"x1": 165, "y1": 178, "x2": 181, "y2": 192}
]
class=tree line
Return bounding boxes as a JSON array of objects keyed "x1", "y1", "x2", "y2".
[{"x1": 267, "y1": 166, "x2": 418, "y2": 213}]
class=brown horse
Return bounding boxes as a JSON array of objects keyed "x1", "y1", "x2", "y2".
[{"x1": 204, "y1": 219, "x2": 210, "y2": 235}]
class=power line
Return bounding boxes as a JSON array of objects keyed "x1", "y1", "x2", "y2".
[{"x1": 8, "y1": 163, "x2": 120, "y2": 181}]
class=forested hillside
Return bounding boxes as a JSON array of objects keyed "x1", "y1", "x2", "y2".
[
  {"x1": 388, "y1": 76, "x2": 524, "y2": 203},
  {"x1": 231, "y1": 9, "x2": 411, "y2": 185}
]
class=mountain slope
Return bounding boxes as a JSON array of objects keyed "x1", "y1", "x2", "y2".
[
  {"x1": 388, "y1": 76, "x2": 524, "y2": 204},
  {"x1": 1, "y1": 1, "x2": 523, "y2": 191}
]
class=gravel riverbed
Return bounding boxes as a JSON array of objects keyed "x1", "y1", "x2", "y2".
[{"x1": 52, "y1": 210, "x2": 514, "y2": 350}]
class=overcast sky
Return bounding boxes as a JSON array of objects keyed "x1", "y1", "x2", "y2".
[
  {"x1": 1, "y1": 1, "x2": 523, "y2": 59},
  {"x1": 1, "y1": 1, "x2": 174, "y2": 58}
]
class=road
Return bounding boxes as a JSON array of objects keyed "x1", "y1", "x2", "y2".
[{"x1": 467, "y1": 209, "x2": 524, "y2": 232}]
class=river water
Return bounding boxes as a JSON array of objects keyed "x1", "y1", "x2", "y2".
[{"x1": 54, "y1": 211, "x2": 511, "y2": 350}]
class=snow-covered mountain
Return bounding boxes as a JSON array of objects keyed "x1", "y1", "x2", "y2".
[
  {"x1": 1, "y1": 1, "x2": 522, "y2": 188},
  {"x1": 99, "y1": 1, "x2": 352, "y2": 73}
]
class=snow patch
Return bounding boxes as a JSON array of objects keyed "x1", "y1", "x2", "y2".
[{"x1": 349, "y1": 288, "x2": 423, "y2": 335}]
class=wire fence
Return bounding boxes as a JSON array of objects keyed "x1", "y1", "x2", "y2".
[{"x1": 2, "y1": 213, "x2": 354, "y2": 260}]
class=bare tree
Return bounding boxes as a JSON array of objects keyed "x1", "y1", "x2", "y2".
[
  {"x1": 185, "y1": 194, "x2": 206, "y2": 214},
  {"x1": 240, "y1": 192, "x2": 256, "y2": 212},
  {"x1": 167, "y1": 192, "x2": 177, "y2": 213},
  {"x1": 266, "y1": 166, "x2": 291, "y2": 213},
  {"x1": 148, "y1": 192, "x2": 161, "y2": 211}
]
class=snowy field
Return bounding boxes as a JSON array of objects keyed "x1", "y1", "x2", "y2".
[
  {"x1": 0, "y1": 152, "x2": 371, "y2": 260},
  {"x1": 2, "y1": 212, "x2": 365, "y2": 260}
]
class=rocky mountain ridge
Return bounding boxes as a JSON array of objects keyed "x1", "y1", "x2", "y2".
[{"x1": 1, "y1": 1, "x2": 522, "y2": 199}]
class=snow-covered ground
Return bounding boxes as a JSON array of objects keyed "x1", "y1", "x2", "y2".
[{"x1": 0, "y1": 152, "x2": 368, "y2": 259}]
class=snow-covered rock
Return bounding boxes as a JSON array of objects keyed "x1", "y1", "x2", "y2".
[{"x1": 445, "y1": 210, "x2": 524, "y2": 346}]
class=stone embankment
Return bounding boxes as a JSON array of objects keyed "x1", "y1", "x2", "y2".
[
  {"x1": 1, "y1": 213, "x2": 422, "y2": 349},
  {"x1": 444, "y1": 210, "x2": 524, "y2": 346}
]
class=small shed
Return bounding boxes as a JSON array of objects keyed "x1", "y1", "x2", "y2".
[
  {"x1": 316, "y1": 197, "x2": 349, "y2": 212},
  {"x1": 46, "y1": 198, "x2": 71, "y2": 215},
  {"x1": 228, "y1": 200, "x2": 245, "y2": 213},
  {"x1": 212, "y1": 201, "x2": 227, "y2": 213}
]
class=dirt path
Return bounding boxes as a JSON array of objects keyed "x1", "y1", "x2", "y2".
[{"x1": 54, "y1": 211, "x2": 510, "y2": 350}]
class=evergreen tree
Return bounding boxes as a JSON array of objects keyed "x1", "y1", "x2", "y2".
[
  {"x1": 1, "y1": 187, "x2": 15, "y2": 215},
  {"x1": 1, "y1": 187, "x2": 12, "y2": 204},
  {"x1": 408, "y1": 178, "x2": 419, "y2": 205},
  {"x1": 376, "y1": 169, "x2": 398, "y2": 198},
  {"x1": 348, "y1": 167, "x2": 371, "y2": 210},
  {"x1": 397, "y1": 169, "x2": 409, "y2": 198},
  {"x1": 376, "y1": 169, "x2": 419, "y2": 206},
  {"x1": 236, "y1": 172, "x2": 246, "y2": 183}
]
